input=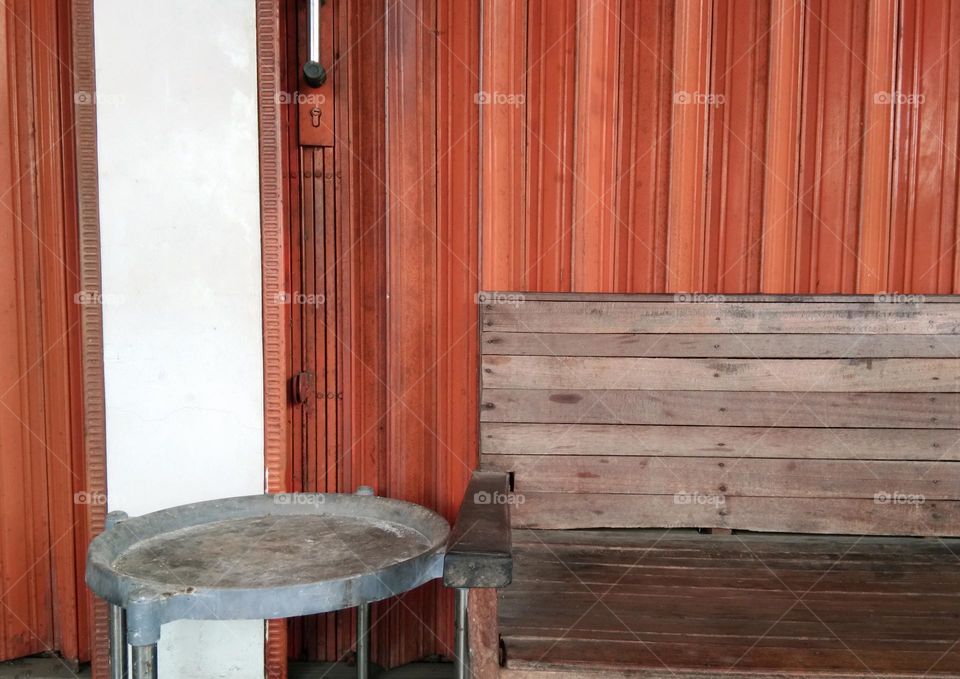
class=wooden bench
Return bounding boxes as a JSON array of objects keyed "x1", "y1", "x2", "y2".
[{"x1": 449, "y1": 293, "x2": 960, "y2": 678}]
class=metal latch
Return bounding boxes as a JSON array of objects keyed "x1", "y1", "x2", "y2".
[{"x1": 291, "y1": 371, "x2": 315, "y2": 404}]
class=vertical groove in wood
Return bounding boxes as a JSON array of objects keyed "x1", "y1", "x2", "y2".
[
  {"x1": 667, "y1": 0, "x2": 712, "y2": 292},
  {"x1": 1, "y1": 1, "x2": 53, "y2": 663},
  {"x1": 571, "y1": 0, "x2": 622, "y2": 292},
  {"x1": 480, "y1": 0, "x2": 526, "y2": 290},
  {"x1": 797, "y1": 0, "x2": 868, "y2": 293},
  {"x1": 705, "y1": 0, "x2": 770, "y2": 292},
  {"x1": 385, "y1": 0, "x2": 438, "y2": 666},
  {"x1": 70, "y1": 0, "x2": 107, "y2": 673},
  {"x1": 255, "y1": 0, "x2": 288, "y2": 674},
  {"x1": 31, "y1": 0, "x2": 85, "y2": 662},
  {"x1": 615, "y1": 0, "x2": 674, "y2": 293},
  {"x1": 888, "y1": 0, "x2": 960, "y2": 293},
  {"x1": 761, "y1": 0, "x2": 805, "y2": 293},
  {"x1": 857, "y1": 0, "x2": 898, "y2": 293},
  {"x1": 437, "y1": 0, "x2": 480, "y2": 654},
  {"x1": 524, "y1": 0, "x2": 576, "y2": 292}
]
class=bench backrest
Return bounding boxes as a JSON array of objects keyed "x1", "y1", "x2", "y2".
[{"x1": 479, "y1": 293, "x2": 960, "y2": 536}]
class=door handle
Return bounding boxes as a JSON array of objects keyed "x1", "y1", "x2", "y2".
[{"x1": 303, "y1": 0, "x2": 327, "y2": 87}]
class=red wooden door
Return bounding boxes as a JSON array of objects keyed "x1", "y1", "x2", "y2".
[{"x1": 0, "y1": 0, "x2": 88, "y2": 666}]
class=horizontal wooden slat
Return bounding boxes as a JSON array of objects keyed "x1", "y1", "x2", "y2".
[
  {"x1": 482, "y1": 292, "x2": 960, "y2": 303},
  {"x1": 510, "y1": 493, "x2": 960, "y2": 535},
  {"x1": 481, "y1": 389, "x2": 960, "y2": 428},
  {"x1": 483, "y1": 356, "x2": 960, "y2": 391},
  {"x1": 483, "y1": 455, "x2": 960, "y2": 499},
  {"x1": 512, "y1": 528, "x2": 960, "y2": 557},
  {"x1": 480, "y1": 423, "x2": 960, "y2": 460},
  {"x1": 483, "y1": 301, "x2": 960, "y2": 334},
  {"x1": 499, "y1": 529, "x2": 960, "y2": 677},
  {"x1": 483, "y1": 332, "x2": 960, "y2": 357},
  {"x1": 502, "y1": 635, "x2": 960, "y2": 676}
]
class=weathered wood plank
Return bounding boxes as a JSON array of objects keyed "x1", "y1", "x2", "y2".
[
  {"x1": 467, "y1": 587, "x2": 500, "y2": 679},
  {"x1": 483, "y1": 356, "x2": 960, "y2": 391},
  {"x1": 482, "y1": 455, "x2": 960, "y2": 499},
  {"x1": 483, "y1": 331, "x2": 960, "y2": 358},
  {"x1": 444, "y1": 471, "x2": 513, "y2": 588},
  {"x1": 483, "y1": 301, "x2": 960, "y2": 334},
  {"x1": 511, "y1": 528, "x2": 960, "y2": 557},
  {"x1": 500, "y1": 669, "x2": 951, "y2": 679},
  {"x1": 481, "y1": 389, "x2": 960, "y2": 428},
  {"x1": 509, "y1": 493, "x2": 960, "y2": 535},
  {"x1": 498, "y1": 529, "x2": 960, "y2": 677},
  {"x1": 481, "y1": 292, "x2": 960, "y2": 303},
  {"x1": 480, "y1": 423, "x2": 960, "y2": 460},
  {"x1": 501, "y1": 637, "x2": 960, "y2": 675}
]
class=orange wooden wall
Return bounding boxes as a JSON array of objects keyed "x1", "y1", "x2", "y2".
[
  {"x1": 0, "y1": 0, "x2": 88, "y2": 665},
  {"x1": 323, "y1": 0, "x2": 960, "y2": 668}
]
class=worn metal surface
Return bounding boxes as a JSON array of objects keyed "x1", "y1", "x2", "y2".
[{"x1": 86, "y1": 495, "x2": 449, "y2": 645}]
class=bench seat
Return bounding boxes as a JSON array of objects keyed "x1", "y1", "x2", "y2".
[{"x1": 499, "y1": 529, "x2": 960, "y2": 678}]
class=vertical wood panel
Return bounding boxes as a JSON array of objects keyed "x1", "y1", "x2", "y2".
[
  {"x1": 571, "y1": 0, "x2": 621, "y2": 291},
  {"x1": 436, "y1": 0, "x2": 480, "y2": 650},
  {"x1": 71, "y1": 0, "x2": 106, "y2": 669},
  {"x1": 761, "y1": 0, "x2": 805, "y2": 292},
  {"x1": 0, "y1": 0, "x2": 88, "y2": 664},
  {"x1": 524, "y1": 0, "x2": 576, "y2": 291},
  {"x1": 0, "y1": 2, "x2": 53, "y2": 659},
  {"x1": 667, "y1": 0, "x2": 712, "y2": 291},
  {"x1": 481, "y1": 0, "x2": 526, "y2": 290},
  {"x1": 797, "y1": 0, "x2": 868, "y2": 293},
  {"x1": 614, "y1": 0, "x2": 674, "y2": 293},
  {"x1": 857, "y1": 0, "x2": 898, "y2": 293},
  {"x1": 889, "y1": 0, "x2": 960, "y2": 293},
  {"x1": 705, "y1": 0, "x2": 770, "y2": 292},
  {"x1": 385, "y1": 0, "x2": 438, "y2": 666}
]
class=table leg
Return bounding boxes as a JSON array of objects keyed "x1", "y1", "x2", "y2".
[
  {"x1": 131, "y1": 644, "x2": 157, "y2": 679},
  {"x1": 356, "y1": 602, "x2": 370, "y2": 679},
  {"x1": 109, "y1": 604, "x2": 128, "y2": 679},
  {"x1": 454, "y1": 588, "x2": 469, "y2": 679}
]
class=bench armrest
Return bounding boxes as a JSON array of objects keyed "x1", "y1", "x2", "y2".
[{"x1": 443, "y1": 471, "x2": 513, "y2": 588}]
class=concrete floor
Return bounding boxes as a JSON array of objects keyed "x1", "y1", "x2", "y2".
[{"x1": 0, "y1": 657, "x2": 451, "y2": 679}]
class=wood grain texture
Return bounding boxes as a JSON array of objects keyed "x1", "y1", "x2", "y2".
[
  {"x1": 510, "y1": 494, "x2": 960, "y2": 535},
  {"x1": 485, "y1": 455, "x2": 960, "y2": 499},
  {"x1": 467, "y1": 588, "x2": 501, "y2": 679},
  {"x1": 482, "y1": 356, "x2": 960, "y2": 391},
  {"x1": 481, "y1": 423, "x2": 960, "y2": 460},
  {"x1": 666, "y1": 0, "x2": 712, "y2": 291},
  {"x1": 857, "y1": 0, "x2": 898, "y2": 293},
  {"x1": 500, "y1": 530, "x2": 960, "y2": 676},
  {"x1": 483, "y1": 300, "x2": 960, "y2": 333},
  {"x1": 761, "y1": 0, "x2": 804, "y2": 292},
  {"x1": 571, "y1": 0, "x2": 620, "y2": 292},
  {"x1": 482, "y1": 331, "x2": 960, "y2": 357},
  {"x1": 482, "y1": 388, "x2": 960, "y2": 428}
]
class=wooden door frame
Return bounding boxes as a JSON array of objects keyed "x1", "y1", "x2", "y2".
[
  {"x1": 71, "y1": 0, "x2": 108, "y2": 675},
  {"x1": 255, "y1": 1, "x2": 289, "y2": 676}
]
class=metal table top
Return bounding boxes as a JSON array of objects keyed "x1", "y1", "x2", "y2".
[{"x1": 86, "y1": 493, "x2": 450, "y2": 645}]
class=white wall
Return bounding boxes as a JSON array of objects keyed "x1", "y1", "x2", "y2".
[{"x1": 94, "y1": 1, "x2": 265, "y2": 677}]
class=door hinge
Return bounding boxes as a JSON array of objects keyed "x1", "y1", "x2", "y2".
[{"x1": 291, "y1": 371, "x2": 315, "y2": 404}]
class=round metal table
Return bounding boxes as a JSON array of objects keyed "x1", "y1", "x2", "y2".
[{"x1": 86, "y1": 491, "x2": 450, "y2": 679}]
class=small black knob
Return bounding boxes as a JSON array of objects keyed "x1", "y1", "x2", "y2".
[{"x1": 303, "y1": 61, "x2": 327, "y2": 88}]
